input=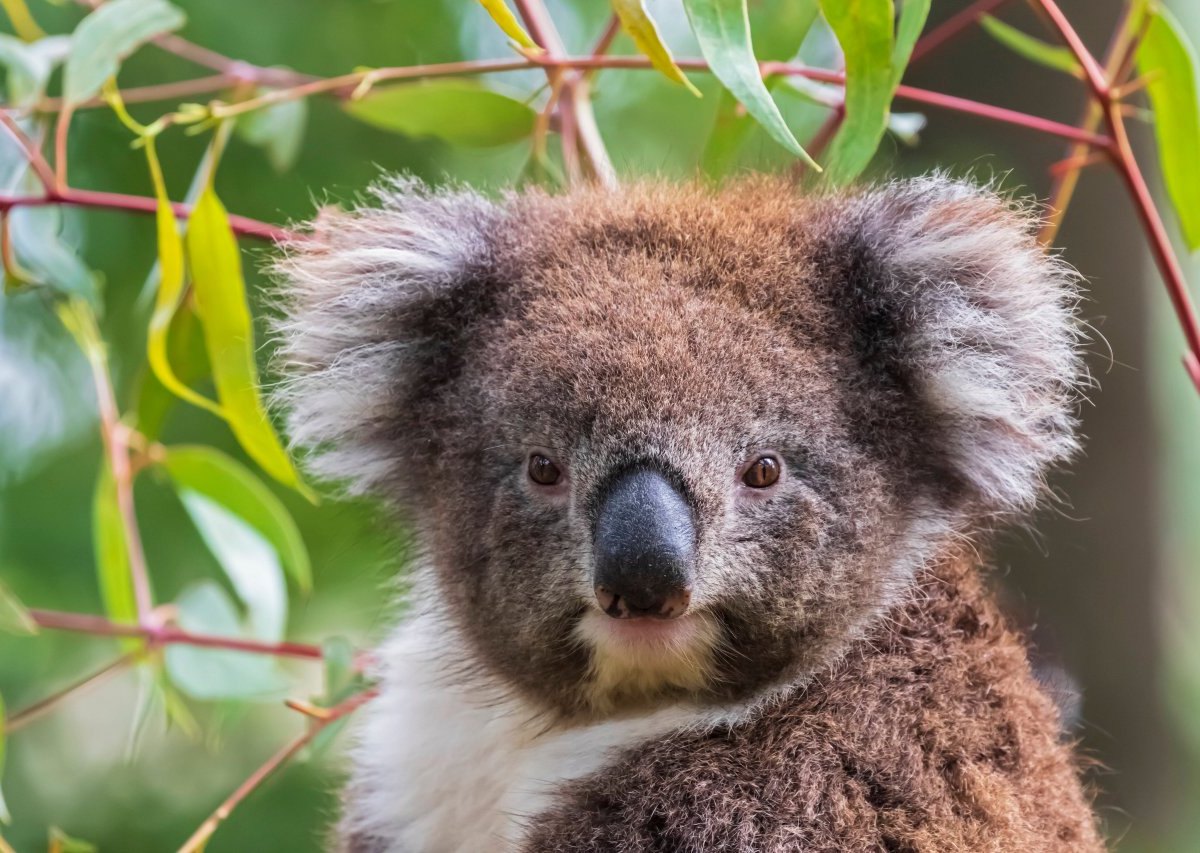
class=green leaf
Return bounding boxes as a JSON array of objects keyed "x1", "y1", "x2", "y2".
[
  {"x1": 10, "y1": 205, "x2": 102, "y2": 305},
  {"x1": 818, "y1": 0, "x2": 902, "y2": 184},
  {"x1": 0, "y1": 34, "x2": 70, "y2": 107},
  {"x1": 701, "y1": 0, "x2": 820, "y2": 176},
  {"x1": 164, "y1": 581, "x2": 289, "y2": 701},
  {"x1": 892, "y1": 0, "x2": 930, "y2": 88},
  {"x1": 235, "y1": 88, "x2": 308, "y2": 172},
  {"x1": 344, "y1": 80, "x2": 537, "y2": 147},
  {"x1": 93, "y1": 463, "x2": 142, "y2": 651},
  {"x1": 185, "y1": 185, "x2": 310, "y2": 497},
  {"x1": 144, "y1": 137, "x2": 222, "y2": 419},
  {"x1": 683, "y1": 0, "x2": 818, "y2": 169},
  {"x1": 134, "y1": 300, "x2": 211, "y2": 441},
  {"x1": 63, "y1": 0, "x2": 186, "y2": 106},
  {"x1": 476, "y1": 0, "x2": 540, "y2": 51},
  {"x1": 0, "y1": 690, "x2": 9, "y2": 823},
  {"x1": 164, "y1": 445, "x2": 311, "y2": 592},
  {"x1": 0, "y1": 578, "x2": 36, "y2": 635},
  {"x1": 979, "y1": 14, "x2": 1083, "y2": 77},
  {"x1": 613, "y1": 0, "x2": 700, "y2": 97},
  {"x1": 175, "y1": 491, "x2": 287, "y2": 643},
  {"x1": 1137, "y1": 4, "x2": 1200, "y2": 250}
]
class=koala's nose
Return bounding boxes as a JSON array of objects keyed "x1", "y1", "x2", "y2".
[{"x1": 592, "y1": 468, "x2": 696, "y2": 619}]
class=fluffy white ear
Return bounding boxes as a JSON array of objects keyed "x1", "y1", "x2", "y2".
[
  {"x1": 840, "y1": 177, "x2": 1084, "y2": 516},
  {"x1": 271, "y1": 177, "x2": 500, "y2": 496}
]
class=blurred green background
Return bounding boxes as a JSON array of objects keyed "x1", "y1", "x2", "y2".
[{"x1": 2, "y1": 0, "x2": 1199, "y2": 850}]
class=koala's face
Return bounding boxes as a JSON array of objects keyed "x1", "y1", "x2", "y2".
[{"x1": 277, "y1": 177, "x2": 1080, "y2": 716}]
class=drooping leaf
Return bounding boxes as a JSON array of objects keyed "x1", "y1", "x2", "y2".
[
  {"x1": 892, "y1": 0, "x2": 930, "y2": 87},
  {"x1": 683, "y1": 0, "x2": 818, "y2": 169},
  {"x1": 0, "y1": 690, "x2": 8, "y2": 824},
  {"x1": 235, "y1": 89, "x2": 308, "y2": 172},
  {"x1": 164, "y1": 581, "x2": 289, "y2": 702},
  {"x1": 144, "y1": 137, "x2": 223, "y2": 419},
  {"x1": 476, "y1": 0, "x2": 540, "y2": 51},
  {"x1": 613, "y1": 0, "x2": 700, "y2": 96},
  {"x1": 0, "y1": 34, "x2": 70, "y2": 107},
  {"x1": 344, "y1": 80, "x2": 537, "y2": 147},
  {"x1": 0, "y1": 578, "x2": 36, "y2": 635},
  {"x1": 93, "y1": 463, "x2": 142, "y2": 651},
  {"x1": 165, "y1": 445, "x2": 311, "y2": 592},
  {"x1": 701, "y1": 0, "x2": 820, "y2": 176},
  {"x1": 185, "y1": 185, "x2": 310, "y2": 497},
  {"x1": 63, "y1": 0, "x2": 186, "y2": 106},
  {"x1": 134, "y1": 300, "x2": 210, "y2": 441},
  {"x1": 818, "y1": 0, "x2": 895, "y2": 184},
  {"x1": 175, "y1": 491, "x2": 287, "y2": 643},
  {"x1": 1137, "y1": 4, "x2": 1200, "y2": 250},
  {"x1": 979, "y1": 14, "x2": 1083, "y2": 77},
  {"x1": 0, "y1": 0, "x2": 44, "y2": 42}
]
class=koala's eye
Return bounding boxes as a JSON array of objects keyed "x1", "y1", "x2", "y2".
[
  {"x1": 742, "y1": 455, "x2": 781, "y2": 489},
  {"x1": 528, "y1": 454, "x2": 563, "y2": 486}
]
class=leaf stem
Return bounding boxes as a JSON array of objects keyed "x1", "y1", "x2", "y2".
[
  {"x1": 0, "y1": 112, "x2": 55, "y2": 187},
  {"x1": 176, "y1": 687, "x2": 376, "y2": 853}
]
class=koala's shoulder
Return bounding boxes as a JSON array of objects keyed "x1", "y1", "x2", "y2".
[{"x1": 521, "y1": 557, "x2": 1102, "y2": 853}]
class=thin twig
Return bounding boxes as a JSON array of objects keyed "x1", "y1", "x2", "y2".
[
  {"x1": 4, "y1": 651, "x2": 141, "y2": 734},
  {"x1": 0, "y1": 112, "x2": 55, "y2": 187},
  {"x1": 176, "y1": 688, "x2": 377, "y2": 853},
  {"x1": 31, "y1": 74, "x2": 236, "y2": 114},
  {"x1": 28, "y1": 608, "x2": 326, "y2": 660},
  {"x1": 910, "y1": 0, "x2": 1016, "y2": 63},
  {"x1": 1035, "y1": 0, "x2": 1200, "y2": 377}
]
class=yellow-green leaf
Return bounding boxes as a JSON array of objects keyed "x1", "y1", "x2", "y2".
[
  {"x1": 185, "y1": 186, "x2": 310, "y2": 498},
  {"x1": 93, "y1": 463, "x2": 142, "y2": 652},
  {"x1": 144, "y1": 136, "x2": 223, "y2": 419},
  {"x1": 476, "y1": 0, "x2": 540, "y2": 51},
  {"x1": 613, "y1": 0, "x2": 701, "y2": 96},
  {"x1": 980, "y1": 14, "x2": 1083, "y2": 77},
  {"x1": 164, "y1": 445, "x2": 311, "y2": 592},
  {"x1": 1137, "y1": 4, "x2": 1200, "y2": 250},
  {"x1": 345, "y1": 80, "x2": 537, "y2": 147},
  {"x1": 683, "y1": 0, "x2": 819, "y2": 169}
]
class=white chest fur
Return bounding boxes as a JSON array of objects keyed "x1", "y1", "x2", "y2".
[{"x1": 343, "y1": 609, "x2": 723, "y2": 853}]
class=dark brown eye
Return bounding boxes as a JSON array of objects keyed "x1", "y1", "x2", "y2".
[
  {"x1": 528, "y1": 454, "x2": 562, "y2": 486},
  {"x1": 742, "y1": 455, "x2": 781, "y2": 489}
]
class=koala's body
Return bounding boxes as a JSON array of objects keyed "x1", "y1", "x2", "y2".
[{"x1": 275, "y1": 176, "x2": 1103, "y2": 852}]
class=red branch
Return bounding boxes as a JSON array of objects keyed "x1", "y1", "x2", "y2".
[
  {"x1": 910, "y1": 0, "x2": 1016, "y2": 64},
  {"x1": 28, "y1": 608, "x2": 325, "y2": 660},
  {"x1": 0, "y1": 187, "x2": 294, "y2": 242}
]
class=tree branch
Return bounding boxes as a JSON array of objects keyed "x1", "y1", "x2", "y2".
[{"x1": 4, "y1": 651, "x2": 140, "y2": 734}]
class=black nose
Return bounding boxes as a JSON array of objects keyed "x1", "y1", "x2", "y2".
[{"x1": 593, "y1": 467, "x2": 696, "y2": 619}]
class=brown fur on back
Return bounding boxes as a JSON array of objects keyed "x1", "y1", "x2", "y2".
[{"x1": 523, "y1": 552, "x2": 1102, "y2": 852}]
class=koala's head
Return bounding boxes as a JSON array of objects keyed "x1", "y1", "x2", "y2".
[{"x1": 274, "y1": 176, "x2": 1081, "y2": 717}]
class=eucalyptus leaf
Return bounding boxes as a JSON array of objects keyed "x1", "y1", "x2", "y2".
[
  {"x1": 64, "y1": 0, "x2": 186, "y2": 106},
  {"x1": 818, "y1": 0, "x2": 895, "y2": 185},
  {"x1": 344, "y1": 80, "x2": 537, "y2": 147},
  {"x1": 683, "y1": 0, "x2": 818, "y2": 169},
  {"x1": 185, "y1": 186, "x2": 310, "y2": 496},
  {"x1": 612, "y1": 0, "x2": 700, "y2": 96},
  {"x1": 93, "y1": 463, "x2": 142, "y2": 651},
  {"x1": 476, "y1": 0, "x2": 539, "y2": 51},
  {"x1": 0, "y1": 34, "x2": 70, "y2": 107},
  {"x1": 1137, "y1": 4, "x2": 1200, "y2": 250},
  {"x1": 164, "y1": 581, "x2": 289, "y2": 701},
  {"x1": 165, "y1": 444, "x2": 311, "y2": 592},
  {"x1": 0, "y1": 578, "x2": 36, "y2": 635},
  {"x1": 47, "y1": 827, "x2": 98, "y2": 853},
  {"x1": 979, "y1": 14, "x2": 1083, "y2": 77},
  {"x1": 10, "y1": 205, "x2": 101, "y2": 305},
  {"x1": 236, "y1": 90, "x2": 308, "y2": 172},
  {"x1": 176, "y1": 491, "x2": 287, "y2": 642}
]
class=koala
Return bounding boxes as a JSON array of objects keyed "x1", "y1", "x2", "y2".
[{"x1": 274, "y1": 175, "x2": 1103, "y2": 852}]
